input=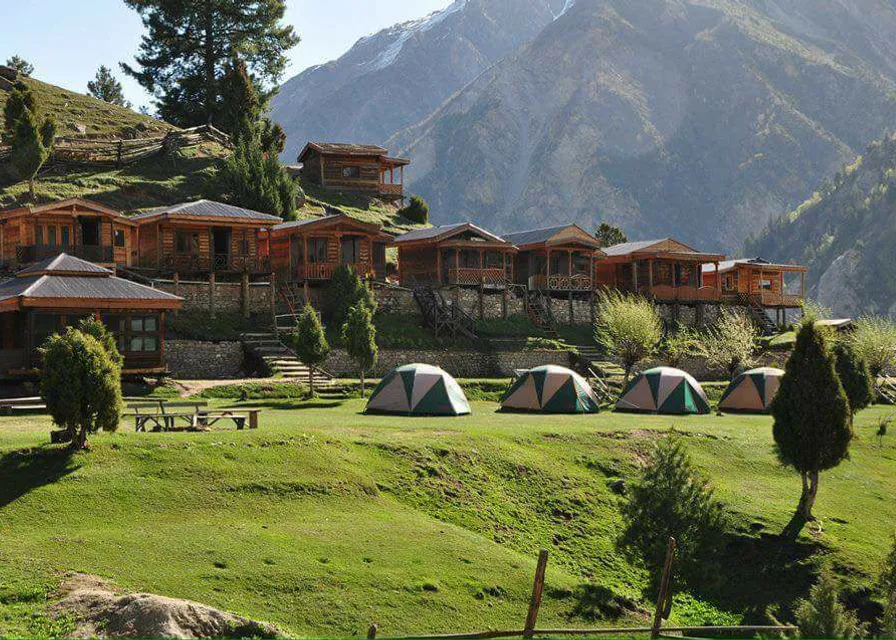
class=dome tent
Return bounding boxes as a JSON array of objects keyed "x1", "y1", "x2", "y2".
[
  {"x1": 500, "y1": 365, "x2": 600, "y2": 414},
  {"x1": 616, "y1": 366, "x2": 710, "y2": 415},
  {"x1": 718, "y1": 367, "x2": 785, "y2": 413},
  {"x1": 365, "y1": 364, "x2": 471, "y2": 416}
]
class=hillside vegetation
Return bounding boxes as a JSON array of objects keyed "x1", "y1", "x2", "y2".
[{"x1": 1, "y1": 400, "x2": 895, "y2": 637}]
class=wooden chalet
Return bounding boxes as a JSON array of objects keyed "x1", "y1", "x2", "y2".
[
  {"x1": 130, "y1": 200, "x2": 282, "y2": 277},
  {"x1": 502, "y1": 225, "x2": 606, "y2": 292},
  {"x1": 393, "y1": 223, "x2": 517, "y2": 288},
  {"x1": 270, "y1": 213, "x2": 392, "y2": 287},
  {"x1": 298, "y1": 142, "x2": 410, "y2": 201},
  {"x1": 0, "y1": 254, "x2": 181, "y2": 377},
  {"x1": 0, "y1": 198, "x2": 136, "y2": 268},
  {"x1": 599, "y1": 238, "x2": 726, "y2": 303},
  {"x1": 702, "y1": 258, "x2": 807, "y2": 308}
]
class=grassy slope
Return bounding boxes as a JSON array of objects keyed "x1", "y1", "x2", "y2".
[{"x1": 1, "y1": 400, "x2": 895, "y2": 637}]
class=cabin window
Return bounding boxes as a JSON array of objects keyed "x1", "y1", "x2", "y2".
[
  {"x1": 61, "y1": 227, "x2": 70, "y2": 247},
  {"x1": 47, "y1": 226, "x2": 57, "y2": 247},
  {"x1": 114, "y1": 229, "x2": 125, "y2": 247},
  {"x1": 36, "y1": 226, "x2": 44, "y2": 247},
  {"x1": 342, "y1": 166, "x2": 361, "y2": 179},
  {"x1": 308, "y1": 238, "x2": 328, "y2": 263},
  {"x1": 175, "y1": 231, "x2": 199, "y2": 254},
  {"x1": 572, "y1": 252, "x2": 590, "y2": 274},
  {"x1": 101, "y1": 313, "x2": 161, "y2": 354},
  {"x1": 340, "y1": 237, "x2": 361, "y2": 264}
]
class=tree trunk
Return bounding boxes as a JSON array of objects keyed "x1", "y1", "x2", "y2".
[
  {"x1": 71, "y1": 425, "x2": 88, "y2": 451},
  {"x1": 804, "y1": 470, "x2": 819, "y2": 520},
  {"x1": 308, "y1": 366, "x2": 315, "y2": 397}
]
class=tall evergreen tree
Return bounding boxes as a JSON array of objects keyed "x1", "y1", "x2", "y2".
[
  {"x1": 5, "y1": 55, "x2": 33, "y2": 76},
  {"x1": 324, "y1": 265, "x2": 376, "y2": 330},
  {"x1": 215, "y1": 132, "x2": 297, "y2": 218},
  {"x1": 342, "y1": 304, "x2": 378, "y2": 396},
  {"x1": 87, "y1": 65, "x2": 131, "y2": 107},
  {"x1": 833, "y1": 340, "x2": 875, "y2": 422},
  {"x1": 595, "y1": 222, "x2": 627, "y2": 248},
  {"x1": 771, "y1": 319, "x2": 852, "y2": 533},
  {"x1": 121, "y1": 0, "x2": 299, "y2": 127},
  {"x1": 291, "y1": 302, "x2": 330, "y2": 397},
  {"x1": 3, "y1": 85, "x2": 55, "y2": 199}
]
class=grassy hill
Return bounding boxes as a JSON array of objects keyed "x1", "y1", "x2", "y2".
[{"x1": 1, "y1": 399, "x2": 894, "y2": 637}]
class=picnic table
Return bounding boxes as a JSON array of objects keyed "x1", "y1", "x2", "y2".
[
  {"x1": 126, "y1": 400, "x2": 260, "y2": 431},
  {"x1": 0, "y1": 396, "x2": 47, "y2": 414}
]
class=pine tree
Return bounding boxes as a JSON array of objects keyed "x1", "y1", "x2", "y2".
[
  {"x1": 215, "y1": 132, "x2": 297, "y2": 218},
  {"x1": 595, "y1": 222, "x2": 627, "y2": 248},
  {"x1": 87, "y1": 65, "x2": 131, "y2": 107},
  {"x1": 291, "y1": 302, "x2": 330, "y2": 397},
  {"x1": 398, "y1": 196, "x2": 429, "y2": 224},
  {"x1": 771, "y1": 319, "x2": 852, "y2": 533},
  {"x1": 2, "y1": 84, "x2": 36, "y2": 145},
  {"x1": 794, "y1": 569, "x2": 866, "y2": 639},
  {"x1": 4, "y1": 85, "x2": 56, "y2": 200},
  {"x1": 5, "y1": 55, "x2": 33, "y2": 77},
  {"x1": 218, "y1": 58, "x2": 260, "y2": 143},
  {"x1": 833, "y1": 340, "x2": 875, "y2": 422},
  {"x1": 324, "y1": 265, "x2": 376, "y2": 330},
  {"x1": 121, "y1": 0, "x2": 298, "y2": 127},
  {"x1": 342, "y1": 304, "x2": 378, "y2": 396}
]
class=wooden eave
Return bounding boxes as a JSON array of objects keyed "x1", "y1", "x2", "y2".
[
  {"x1": 18, "y1": 297, "x2": 182, "y2": 311},
  {"x1": 0, "y1": 198, "x2": 135, "y2": 225},
  {"x1": 137, "y1": 214, "x2": 280, "y2": 228},
  {"x1": 380, "y1": 156, "x2": 411, "y2": 167},
  {"x1": 604, "y1": 250, "x2": 726, "y2": 264},
  {"x1": 717, "y1": 263, "x2": 809, "y2": 274},
  {"x1": 272, "y1": 214, "x2": 390, "y2": 240}
]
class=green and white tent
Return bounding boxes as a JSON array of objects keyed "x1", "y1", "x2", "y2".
[
  {"x1": 718, "y1": 367, "x2": 784, "y2": 413},
  {"x1": 500, "y1": 365, "x2": 600, "y2": 414},
  {"x1": 365, "y1": 364, "x2": 471, "y2": 416},
  {"x1": 616, "y1": 366, "x2": 710, "y2": 415}
]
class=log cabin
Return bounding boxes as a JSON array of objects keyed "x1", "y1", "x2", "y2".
[
  {"x1": 0, "y1": 254, "x2": 182, "y2": 377},
  {"x1": 270, "y1": 213, "x2": 392, "y2": 291},
  {"x1": 502, "y1": 225, "x2": 606, "y2": 292},
  {"x1": 0, "y1": 198, "x2": 136, "y2": 269},
  {"x1": 598, "y1": 238, "x2": 726, "y2": 303},
  {"x1": 393, "y1": 223, "x2": 517, "y2": 288},
  {"x1": 702, "y1": 258, "x2": 807, "y2": 308},
  {"x1": 298, "y1": 142, "x2": 410, "y2": 201},
  {"x1": 130, "y1": 200, "x2": 282, "y2": 277}
]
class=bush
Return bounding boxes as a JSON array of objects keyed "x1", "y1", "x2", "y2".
[
  {"x1": 794, "y1": 569, "x2": 866, "y2": 639},
  {"x1": 620, "y1": 435, "x2": 727, "y2": 589},
  {"x1": 698, "y1": 309, "x2": 757, "y2": 379},
  {"x1": 323, "y1": 264, "x2": 376, "y2": 329},
  {"x1": 40, "y1": 325, "x2": 122, "y2": 450},
  {"x1": 291, "y1": 302, "x2": 330, "y2": 396},
  {"x1": 661, "y1": 328, "x2": 702, "y2": 369},
  {"x1": 850, "y1": 315, "x2": 896, "y2": 376},
  {"x1": 594, "y1": 290, "x2": 662, "y2": 383},
  {"x1": 398, "y1": 195, "x2": 429, "y2": 224},
  {"x1": 833, "y1": 340, "x2": 875, "y2": 420}
]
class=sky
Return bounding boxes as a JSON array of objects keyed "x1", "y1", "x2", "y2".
[{"x1": 2, "y1": 0, "x2": 451, "y2": 110}]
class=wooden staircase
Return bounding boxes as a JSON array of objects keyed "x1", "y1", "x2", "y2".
[
  {"x1": 738, "y1": 294, "x2": 778, "y2": 336},
  {"x1": 240, "y1": 331, "x2": 334, "y2": 387},
  {"x1": 876, "y1": 378, "x2": 896, "y2": 405},
  {"x1": 412, "y1": 285, "x2": 478, "y2": 341},
  {"x1": 568, "y1": 344, "x2": 626, "y2": 404},
  {"x1": 525, "y1": 288, "x2": 558, "y2": 338}
]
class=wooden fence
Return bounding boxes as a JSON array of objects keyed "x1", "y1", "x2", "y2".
[{"x1": 0, "y1": 124, "x2": 232, "y2": 168}]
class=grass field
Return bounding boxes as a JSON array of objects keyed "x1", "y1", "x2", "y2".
[{"x1": 1, "y1": 395, "x2": 894, "y2": 637}]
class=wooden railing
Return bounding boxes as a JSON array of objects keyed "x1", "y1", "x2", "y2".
[
  {"x1": 648, "y1": 285, "x2": 721, "y2": 302},
  {"x1": 447, "y1": 267, "x2": 507, "y2": 287},
  {"x1": 379, "y1": 183, "x2": 403, "y2": 196},
  {"x1": 735, "y1": 291, "x2": 804, "y2": 307},
  {"x1": 295, "y1": 261, "x2": 372, "y2": 281},
  {"x1": 158, "y1": 254, "x2": 270, "y2": 274},
  {"x1": 529, "y1": 273, "x2": 594, "y2": 291}
]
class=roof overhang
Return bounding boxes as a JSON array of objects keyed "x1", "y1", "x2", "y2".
[
  {"x1": 272, "y1": 213, "x2": 390, "y2": 240},
  {"x1": 19, "y1": 297, "x2": 182, "y2": 311},
  {"x1": 0, "y1": 198, "x2": 136, "y2": 225}
]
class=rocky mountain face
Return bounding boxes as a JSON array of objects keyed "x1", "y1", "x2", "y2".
[
  {"x1": 271, "y1": 0, "x2": 568, "y2": 162},
  {"x1": 747, "y1": 134, "x2": 896, "y2": 318}
]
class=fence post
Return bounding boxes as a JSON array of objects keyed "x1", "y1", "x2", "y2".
[
  {"x1": 366, "y1": 624, "x2": 378, "y2": 639},
  {"x1": 524, "y1": 549, "x2": 549, "y2": 638},
  {"x1": 116, "y1": 139, "x2": 123, "y2": 168},
  {"x1": 651, "y1": 537, "x2": 677, "y2": 639}
]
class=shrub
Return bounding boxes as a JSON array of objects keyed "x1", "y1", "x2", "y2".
[
  {"x1": 323, "y1": 264, "x2": 376, "y2": 329},
  {"x1": 594, "y1": 290, "x2": 662, "y2": 384},
  {"x1": 833, "y1": 340, "x2": 875, "y2": 420},
  {"x1": 291, "y1": 302, "x2": 330, "y2": 396},
  {"x1": 40, "y1": 327, "x2": 122, "y2": 450},
  {"x1": 342, "y1": 304, "x2": 378, "y2": 396},
  {"x1": 881, "y1": 534, "x2": 896, "y2": 640},
  {"x1": 698, "y1": 309, "x2": 757, "y2": 379},
  {"x1": 850, "y1": 315, "x2": 896, "y2": 376},
  {"x1": 620, "y1": 435, "x2": 727, "y2": 589},
  {"x1": 661, "y1": 328, "x2": 702, "y2": 369},
  {"x1": 398, "y1": 195, "x2": 429, "y2": 224},
  {"x1": 794, "y1": 569, "x2": 866, "y2": 639}
]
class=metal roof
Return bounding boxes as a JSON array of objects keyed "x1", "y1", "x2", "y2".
[
  {"x1": 393, "y1": 222, "x2": 509, "y2": 245},
  {"x1": 601, "y1": 239, "x2": 669, "y2": 256},
  {"x1": 130, "y1": 199, "x2": 283, "y2": 222},
  {"x1": 16, "y1": 254, "x2": 113, "y2": 277},
  {"x1": 702, "y1": 258, "x2": 806, "y2": 273},
  {"x1": 502, "y1": 224, "x2": 601, "y2": 248}
]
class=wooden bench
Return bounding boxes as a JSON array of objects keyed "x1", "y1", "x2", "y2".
[
  {"x1": 197, "y1": 408, "x2": 260, "y2": 430},
  {"x1": 126, "y1": 400, "x2": 209, "y2": 432},
  {"x1": 0, "y1": 396, "x2": 47, "y2": 414}
]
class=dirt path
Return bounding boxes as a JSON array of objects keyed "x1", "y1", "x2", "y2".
[{"x1": 170, "y1": 377, "x2": 304, "y2": 397}]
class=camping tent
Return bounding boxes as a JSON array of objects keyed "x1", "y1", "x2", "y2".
[
  {"x1": 616, "y1": 367, "x2": 710, "y2": 415},
  {"x1": 718, "y1": 367, "x2": 784, "y2": 413},
  {"x1": 365, "y1": 364, "x2": 471, "y2": 416},
  {"x1": 500, "y1": 365, "x2": 600, "y2": 413}
]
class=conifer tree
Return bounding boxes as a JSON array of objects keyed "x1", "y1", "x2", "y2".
[
  {"x1": 291, "y1": 302, "x2": 330, "y2": 397},
  {"x1": 87, "y1": 66, "x2": 131, "y2": 107},
  {"x1": 342, "y1": 304, "x2": 378, "y2": 396},
  {"x1": 595, "y1": 222, "x2": 627, "y2": 248},
  {"x1": 5, "y1": 55, "x2": 33, "y2": 77},
  {"x1": 833, "y1": 340, "x2": 875, "y2": 422},
  {"x1": 771, "y1": 319, "x2": 852, "y2": 532},
  {"x1": 794, "y1": 569, "x2": 866, "y2": 639},
  {"x1": 215, "y1": 131, "x2": 297, "y2": 218},
  {"x1": 324, "y1": 265, "x2": 376, "y2": 330},
  {"x1": 3, "y1": 85, "x2": 55, "y2": 199},
  {"x1": 398, "y1": 196, "x2": 429, "y2": 224}
]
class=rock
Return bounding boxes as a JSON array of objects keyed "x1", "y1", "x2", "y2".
[
  {"x1": 816, "y1": 250, "x2": 863, "y2": 318},
  {"x1": 609, "y1": 479, "x2": 627, "y2": 495},
  {"x1": 69, "y1": 122, "x2": 88, "y2": 135},
  {"x1": 50, "y1": 574, "x2": 280, "y2": 639}
]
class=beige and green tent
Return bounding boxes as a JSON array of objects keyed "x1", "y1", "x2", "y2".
[
  {"x1": 365, "y1": 364, "x2": 471, "y2": 416},
  {"x1": 500, "y1": 365, "x2": 600, "y2": 413},
  {"x1": 616, "y1": 366, "x2": 710, "y2": 415},
  {"x1": 718, "y1": 367, "x2": 784, "y2": 413}
]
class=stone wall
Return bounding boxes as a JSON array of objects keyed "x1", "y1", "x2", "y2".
[
  {"x1": 325, "y1": 348, "x2": 570, "y2": 378},
  {"x1": 155, "y1": 278, "x2": 273, "y2": 317},
  {"x1": 166, "y1": 340, "x2": 245, "y2": 379},
  {"x1": 655, "y1": 302, "x2": 723, "y2": 328},
  {"x1": 643, "y1": 350, "x2": 792, "y2": 382},
  {"x1": 548, "y1": 295, "x2": 595, "y2": 325},
  {"x1": 374, "y1": 285, "x2": 419, "y2": 315}
]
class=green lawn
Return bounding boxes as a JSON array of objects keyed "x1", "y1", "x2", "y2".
[{"x1": 1, "y1": 397, "x2": 894, "y2": 637}]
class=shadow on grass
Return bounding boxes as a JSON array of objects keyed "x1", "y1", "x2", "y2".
[
  {"x1": 0, "y1": 446, "x2": 80, "y2": 509},
  {"x1": 240, "y1": 400, "x2": 348, "y2": 411},
  {"x1": 547, "y1": 584, "x2": 643, "y2": 622}
]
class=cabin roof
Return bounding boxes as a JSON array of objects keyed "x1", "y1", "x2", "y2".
[
  {"x1": 272, "y1": 213, "x2": 391, "y2": 239},
  {"x1": 0, "y1": 197, "x2": 136, "y2": 225},
  {"x1": 392, "y1": 222, "x2": 512, "y2": 247},
  {"x1": 702, "y1": 258, "x2": 808, "y2": 273},
  {"x1": 298, "y1": 142, "x2": 411, "y2": 166},
  {"x1": 130, "y1": 199, "x2": 283, "y2": 224},
  {"x1": 602, "y1": 238, "x2": 725, "y2": 261},
  {"x1": 502, "y1": 224, "x2": 603, "y2": 250},
  {"x1": 0, "y1": 254, "x2": 181, "y2": 308}
]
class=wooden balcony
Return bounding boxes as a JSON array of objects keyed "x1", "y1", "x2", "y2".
[
  {"x1": 158, "y1": 254, "x2": 271, "y2": 274},
  {"x1": 648, "y1": 285, "x2": 721, "y2": 302},
  {"x1": 447, "y1": 267, "x2": 507, "y2": 288},
  {"x1": 739, "y1": 291, "x2": 804, "y2": 308},
  {"x1": 379, "y1": 183, "x2": 403, "y2": 197},
  {"x1": 294, "y1": 261, "x2": 373, "y2": 281},
  {"x1": 529, "y1": 273, "x2": 594, "y2": 291},
  {"x1": 17, "y1": 244, "x2": 114, "y2": 264}
]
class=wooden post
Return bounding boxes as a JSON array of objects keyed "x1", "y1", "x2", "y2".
[
  {"x1": 241, "y1": 271, "x2": 250, "y2": 319},
  {"x1": 454, "y1": 247, "x2": 459, "y2": 286},
  {"x1": 651, "y1": 538, "x2": 677, "y2": 639},
  {"x1": 208, "y1": 271, "x2": 216, "y2": 318},
  {"x1": 632, "y1": 260, "x2": 639, "y2": 293},
  {"x1": 800, "y1": 271, "x2": 806, "y2": 298},
  {"x1": 648, "y1": 259, "x2": 654, "y2": 291},
  {"x1": 715, "y1": 262, "x2": 721, "y2": 293},
  {"x1": 367, "y1": 624, "x2": 378, "y2": 639},
  {"x1": 524, "y1": 549, "x2": 549, "y2": 638}
]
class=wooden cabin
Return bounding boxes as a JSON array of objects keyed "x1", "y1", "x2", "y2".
[
  {"x1": 270, "y1": 213, "x2": 392, "y2": 287},
  {"x1": 702, "y1": 258, "x2": 807, "y2": 308},
  {"x1": 502, "y1": 225, "x2": 606, "y2": 292},
  {"x1": 393, "y1": 223, "x2": 517, "y2": 288},
  {"x1": 131, "y1": 200, "x2": 281, "y2": 277},
  {"x1": 298, "y1": 142, "x2": 410, "y2": 201},
  {"x1": 599, "y1": 238, "x2": 726, "y2": 303},
  {"x1": 0, "y1": 254, "x2": 181, "y2": 377},
  {"x1": 0, "y1": 198, "x2": 136, "y2": 268}
]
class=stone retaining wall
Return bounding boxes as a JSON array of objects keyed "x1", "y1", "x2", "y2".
[
  {"x1": 155, "y1": 279, "x2": 273, "y2": 316},
  {"x1": 166, "y1": 340, "x2": 245, "y2": 379},
  {"x1": 325, "y1": 348, "x2": 570, "y2": 378}
]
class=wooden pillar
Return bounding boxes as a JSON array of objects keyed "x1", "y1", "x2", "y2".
[
  {"x1": 208, "y1": 271, "x2": 216, "y2": 318},
  {"x1": 454, "y1": 247, "x2": 459, "y2": 286},
  {"x1": 303, "y1": 235, "x2": 308, "y2": 281},
  {"x1": 633, "y1": 260, "x2": 639, "y2": 292},
  {"x1": 240, "y1": 271, "x2": 250, "y2": 319},
  {"x1": 715, "y1": 262, "x2": 721, "y2": 292},
  {"x1": 648, "y1": 259, "x2": 654, "y2": 290},
  {"x1": 160, "y1": 311, "x2": 166, "y2": 365},
  {"x1": 435, "y1": 249, "x2": 441, "y2": 287},
  {"x1": 546, "y1": 249, "x2": 552, "y2": 288},
  {"x1": 800, "y1": 271, "x2": 806, "y2": 297},
  {"x1": 567, "y1": 250, "x2": 572, "y2": 280}
]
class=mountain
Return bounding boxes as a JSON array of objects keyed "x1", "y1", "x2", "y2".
[
  {"x1": 390, "y1": 0, "x2": 896, "y2": 250},
  {"x1": 746, "y1": 133, "x2": 896, "y2": 317},
  {"x1": 271, "y1": 0, "x2": 568, "y2": 162}
]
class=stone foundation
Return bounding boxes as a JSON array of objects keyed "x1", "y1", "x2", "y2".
[
  {"x1": 325, "y1": 348, "x2": 570, "y2": 378},
  {"x1": 166, "y1": 340, "x2": 245, "y2": 379},
  {"x1": 155, "y1": 277, "x2": 273, "y2": 317}
]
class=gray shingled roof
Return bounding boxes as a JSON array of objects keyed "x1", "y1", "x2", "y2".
[
  {"x1": 17, "y1": 254, "x2": 113, "y2": 276},
  {"x1": 130, "y1": 199, "x2": 283, "y2": 222}
]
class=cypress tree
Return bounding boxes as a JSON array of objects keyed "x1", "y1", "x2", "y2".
[
  {"x1": 833, "y1": 340, "x2": 875, "y2": 421},
  {"x1": 324, "y1": 265, "x2": 376, "y2": 330},
  {"x1": 342, "y1": 304, "x2": 378, "y2": 396},
  {"x1": 291, "y1": 302, "x2": 330, "y2": 397},
  {"x1": 6, "y1": 85, "x2": 56, "y2": 200},
  {"x1": 771, "y1": 319, "x2": 852, "y2": 532}
]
